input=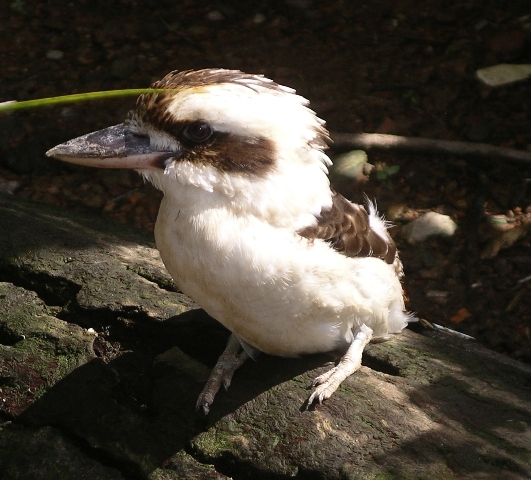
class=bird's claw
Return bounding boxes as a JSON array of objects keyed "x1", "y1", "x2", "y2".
[
  {"x1": 195, "y1": 334, "x2": 250, "y2": 414},
  {"x1": 197, "y1": 403, "x2": 210, "y2": 416},
  {"x1": 306, "y1": 325, "x2": 373, "y2": 409},
  {"x1": 311, "y1": 368, "x2": 335, "y2": 388},
  {"x1": 195, "y1": 393, "x2": 213, "y2": 415},
  {"x1": 307, "y1": 369, "x2": 340, "y2": 407},
  {"x1": 222, "y1": 376, "x2": 232, "y2": 391}
]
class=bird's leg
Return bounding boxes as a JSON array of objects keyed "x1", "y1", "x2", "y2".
[
  {"x1": 196, "y1": 333, "x2": 249, "y2": 415},
  {"x1": 308, "y1": 324, "x2": 373, "y2": 406}
]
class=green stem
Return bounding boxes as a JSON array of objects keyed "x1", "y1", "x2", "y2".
[{"x1": 0, "y1": 88, "x2": 171, "y2": 112}]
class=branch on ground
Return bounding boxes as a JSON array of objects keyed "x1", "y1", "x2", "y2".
[{"x1": 331, "y1": 132, "x2": 531, "y2": 164}]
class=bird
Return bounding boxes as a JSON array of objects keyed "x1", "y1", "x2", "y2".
[{"x1": 47, "y1": 68, "x2": 411, "y2": 414}]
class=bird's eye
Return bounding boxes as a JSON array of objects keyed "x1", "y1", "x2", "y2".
[{"x1": 183, "y1": 122, "x2": 213, "y2": 143}]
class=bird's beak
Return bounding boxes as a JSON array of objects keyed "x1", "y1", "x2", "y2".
[{"x1": 46, "y1": 123, "x2": 179, "y2": 169}]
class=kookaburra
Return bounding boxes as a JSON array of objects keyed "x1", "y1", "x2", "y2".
[{"x1": 47, "y1": 69, "x2": 411, "y2": 414}]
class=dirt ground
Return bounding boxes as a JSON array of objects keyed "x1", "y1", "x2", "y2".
[{"x1": 1, "y1": 0, "x2": 530, "y2": 362}]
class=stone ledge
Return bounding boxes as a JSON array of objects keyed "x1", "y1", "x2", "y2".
[{"x1": 1, "y1": 194, "x2": 530, "y2": 479}]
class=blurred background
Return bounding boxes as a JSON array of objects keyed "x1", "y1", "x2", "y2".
[{"x1": 1, "y1": 0, "x2": 530, "y2": 361}]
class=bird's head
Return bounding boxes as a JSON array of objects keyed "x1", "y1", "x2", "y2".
[{"x1": 47, "y1": 69, "x2": 334, "y2": 227}]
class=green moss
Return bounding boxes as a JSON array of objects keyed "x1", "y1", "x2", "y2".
[{"x1": 192, "y1": 429, "x2": 233, "y2": 457}]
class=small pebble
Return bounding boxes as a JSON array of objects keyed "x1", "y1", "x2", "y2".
[
  {"x1": 401, "y1": 212, "x2": 457, "y2": 243},
  {"x1": 46, "y1": 49, "x2": 64, "y2": 60},
  {"x1": 253, "y1": 13, "x2": 266, "y2": 24},
  {"x1": 0, "y1": 180, "x2": 22, "y2": 194},
  {"x1": 206, "y1": 10, "x2": 224, "y2": 21},
  {"x1": 330, "y1": 150, "x2": 368, "y2": 180}
]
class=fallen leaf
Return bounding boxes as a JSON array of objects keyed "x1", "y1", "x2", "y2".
[{"x1": 450, "y1": 307, "x2": 472, "y2": 324}]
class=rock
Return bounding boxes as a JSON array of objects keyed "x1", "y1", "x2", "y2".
[
  {"x1": 149, "y1": 451, "x2": 229, "y2": 479},
  {"x1": 190, "y1": 330, "x2": 531, "y2": 479},
  {"x1": 476, "y1": 63, "x2": 531, "y2": 87},
  {"x1": 1, "y1": 194, "x2": 531, "y2": 479},
  {"x1": 330, "y1": 149, "x2": 370, "y2": 180},
  {"x1": 401, "y1": 211, "x2": 457, "y2": 243},
  {"x1": 0, "y1": 424, "x2": 125, "y2": 480}
]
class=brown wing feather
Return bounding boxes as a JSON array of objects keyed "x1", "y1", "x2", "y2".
[{"x1": 298, "y1": 193, "x2": 397, "y2": 264}]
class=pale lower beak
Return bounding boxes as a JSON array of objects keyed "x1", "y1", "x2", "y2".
[{"x1": 46, "y1": 123, "x2": 179, "y2": 169}]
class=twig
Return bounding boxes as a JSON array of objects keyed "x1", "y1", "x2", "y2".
[{"x1": 330, "y1": 132, "x2": 531, "y2": 164}]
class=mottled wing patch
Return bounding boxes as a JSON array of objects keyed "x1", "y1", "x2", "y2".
[{"x1": 298, "y1": 193, "x2": 397, "y2": 264}]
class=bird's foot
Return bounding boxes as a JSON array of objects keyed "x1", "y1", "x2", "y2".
[
  {"x1": 307, "y1": 324, "x2": 373, "y2": 407},
  {"x1": 308, "y1": 365, "x2": 348, "y2": 405},
  {"x1": 196, "y1": 334, "x2": 249, "y2": 415}
]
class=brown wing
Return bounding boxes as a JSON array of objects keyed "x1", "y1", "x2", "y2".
[{"x1": 298, "y1": 193, "x2": 397, "y2": 264}]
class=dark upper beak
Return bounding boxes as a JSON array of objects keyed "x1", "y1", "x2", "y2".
[{"x1": 46, "y1": 123, "x2": 179, "y2": 169}]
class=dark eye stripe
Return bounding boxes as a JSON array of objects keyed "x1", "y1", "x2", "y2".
[{"x1": 135, "y1": 108, "x2": 276, "y2": 176}]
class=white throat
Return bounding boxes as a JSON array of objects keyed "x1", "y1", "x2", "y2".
[{"x1": 141, "y1": 145, "x2": 333, "y2": 231}]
